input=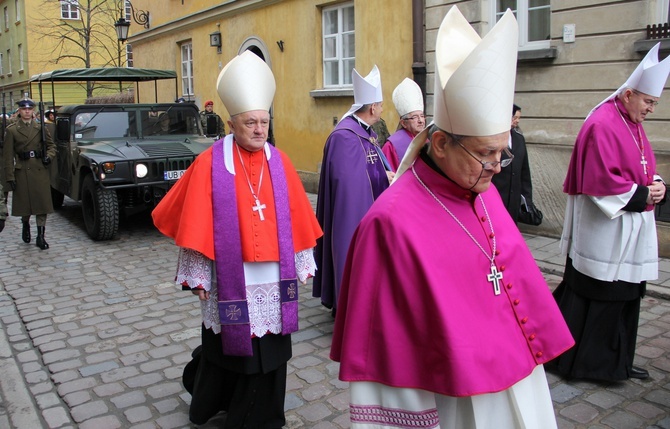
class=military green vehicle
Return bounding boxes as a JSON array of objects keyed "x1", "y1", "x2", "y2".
[{"x1": 30, "y1": 68, "x2": 214, "y2": 240}]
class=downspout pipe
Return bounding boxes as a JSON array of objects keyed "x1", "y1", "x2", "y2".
[{"x1": 412, "y1": 0, "x2": 426, "y2": 108}]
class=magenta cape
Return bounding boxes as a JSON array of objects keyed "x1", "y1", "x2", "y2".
[
  {"x1": 331, "y1": 156, "x2": 574, "y2": 396},
  {"x1": 564, "y1": 99, "x2": 656, "y2": 205},
  {"x1": 382, "y1": 129, "x2": 413, "y2": 172}
]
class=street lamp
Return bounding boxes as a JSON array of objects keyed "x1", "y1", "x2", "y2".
[
  {"x1": 115, "y1": 18, "x2": 131, "y2": 43},
  {"x1": 115, "y1": 0, "x2": 150, "y2": 43}
]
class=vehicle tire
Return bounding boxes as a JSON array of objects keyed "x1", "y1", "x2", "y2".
[
  {"x1": 51, "y1": 187, "x2": 65, "y2": 210},
  {"x1": 81, "y1": 175, "x2": 119, "y2": 240}
]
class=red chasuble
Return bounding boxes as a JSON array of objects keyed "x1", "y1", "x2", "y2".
[{"x1": 152, "y1": 144, "x2": 322, "y2": 261}]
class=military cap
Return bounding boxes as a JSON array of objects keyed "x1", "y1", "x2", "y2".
[{"x1": 16, "y1": 99, "x2": 36, "y2": 108}]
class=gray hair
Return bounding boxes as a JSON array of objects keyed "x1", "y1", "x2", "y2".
[{"x1": 427, "y1": 124, "x2": 464, "y2": 147}]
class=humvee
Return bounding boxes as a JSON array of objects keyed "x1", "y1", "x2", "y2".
[{"x1": 30, "y1": 68, "x2": 214, "y2": 240}]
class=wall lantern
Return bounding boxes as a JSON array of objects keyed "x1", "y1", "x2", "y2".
[
  {"x1": 210, "y1": 31, "x2": 222, "y2": 54},
  {"x1": 115, "y1": 0, "x2": 150, "y2": 43}
]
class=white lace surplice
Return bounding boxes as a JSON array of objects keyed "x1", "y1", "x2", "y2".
[{"x1": 175, "y1": 248, "x2": 317, "y2": 335}]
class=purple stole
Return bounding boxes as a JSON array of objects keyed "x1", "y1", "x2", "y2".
[{"x1": 211, "y1": 139, "x2": 298, "y2": 356}]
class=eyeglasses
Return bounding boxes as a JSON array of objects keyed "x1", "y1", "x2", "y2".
[
  {"x1": 632, "y1": 90, "x2": 659, "y2": 107},
  {"x1": 457, "y1": 141, "x2": 514, "y2": 171},
  {"x1": 403, "y1": 114, "x2": 425, "y2": 122}
]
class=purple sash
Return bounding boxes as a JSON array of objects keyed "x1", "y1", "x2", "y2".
[{"x1": 211, "y1": 139, "x2": 298, "y2": 356}]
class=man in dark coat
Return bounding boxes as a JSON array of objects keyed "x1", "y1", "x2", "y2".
[
  {"x1": 3, "y1": 98, "x2": 56, "y2": 249},
  {"x1": 491, "y1": 104, "x2": 534, "y2": 222}
]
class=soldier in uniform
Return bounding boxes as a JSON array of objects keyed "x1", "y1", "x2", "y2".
[
  {"x1": 2, "y1": 98, "x2": 56, "y2": 249},
  {"x1": 199, "y1": 100, "x2": 225, "y2": 138}
]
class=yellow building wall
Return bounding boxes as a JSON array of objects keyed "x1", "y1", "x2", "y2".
[
  {"x1": 10, "y1": 0, "x2": 131, "y2": 108},
  {"x1": 130, "y1": 0, "x2": 413, "y2": 173}
]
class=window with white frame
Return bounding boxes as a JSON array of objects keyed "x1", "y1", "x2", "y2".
[
  {"x1": 61, "y1": 0, "x2": 79, "y2": 20},
  {"x1": 4, "y1": 7, "x2": 8, "y2": 29},
  {"x1": 18, "y1": 43, "x2": 22, "y2": 70},
  {"x1": 494, "y1": 0, "x2": 550, "y2": 50},
  {"x1": 125, "y1": 0, "x2": 131, "y2": 20},
  {"x1": 322, "y1": 2, "x2": 355, "y2": 87},
  {"x1": 0, "y1": 53, "x2": 4, "y2": 75},
  {"x1": 14, "y1": 0, "x2": 19, "y2": 22},
  {"x1": 180, "y1": 42, "x2": 194, "y2": 98},
  {"x1": 126, "y1": 44, "x2": 133, "y2": 68},
  {"x1": 7, "y1": 49, "x2": 11, "y2": 74}
]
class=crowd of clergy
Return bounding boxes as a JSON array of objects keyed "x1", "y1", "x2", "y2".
[{"x1": 149, "y1": 5, "x2": 668, "y2": 428}]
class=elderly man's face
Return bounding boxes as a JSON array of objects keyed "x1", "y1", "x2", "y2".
[
  {"x1": 431, "y1": 130, "x2": 509, "y2": 194},
  {"x1": 371, "y1": 102, "x2": 383, "y2": 124},
  {"x1": 401, "y1": 110, "x2": 426, "y2": 136},
  {"x1": 621, "y1": 89, "x2": 658, "y2": 124},
  {"x1": 228, "y1": 110, "x2": 270, "y2": 152}
]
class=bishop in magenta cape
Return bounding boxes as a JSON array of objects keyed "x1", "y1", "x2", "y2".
[{"x1": 331, "y1": 154, "x2": 574, "y2": 396}]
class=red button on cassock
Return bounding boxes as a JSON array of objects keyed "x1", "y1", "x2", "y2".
[
  {"x1": 514, "y1": 299, "x2": 520, "y2": 305},
  {"x1": 521, "y1": 317, "x2": 528, "y2": 324},
  {"x1": 529, "y1": 334, "x2": 536, "y2": 341},
  {"x1": 535, "y1": 351, "x2": 543, "y2": 358}
]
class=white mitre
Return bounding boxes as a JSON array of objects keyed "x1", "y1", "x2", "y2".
[
  {"x1": 588, "y1": 42, "x2": 670, "y2": 118},
  {"x1": 393, "y1": 78, "x2": 424, "y2": 118},
  {"x1": 393, "y1": 6, "x2": 519, "y2": 181},
  {"x1": 216, "y1": 50, "x2": 276, "y2": 115},
  {"x1": 341, "y1": 65, "x2": 383, "y2": 121}
]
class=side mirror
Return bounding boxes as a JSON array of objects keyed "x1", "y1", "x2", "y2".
[{"x1": 56, "y1": 119, "x2": 70, "y2": 141}]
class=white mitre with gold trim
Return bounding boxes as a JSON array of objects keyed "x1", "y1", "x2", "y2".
[
  {"x1": 341, "y1": 65, "x2": 383, "y2": 121},
  {"x1": 394, "y1": 6, "x2": 518, "y2": 181},
  {"x1": 393, "y1": 78, "x2": 424, "y2": 118},
  {"x1": 216, "y1": 50, "x2": 276, "y2": 115}
]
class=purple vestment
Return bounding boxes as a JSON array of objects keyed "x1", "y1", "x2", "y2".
[
  {"x1": 382, "y1": 128, "x2": 413, "y2": 172},
  {"x1": 564, "y1": 99, "x2": 656, "y2": 207},
  {"x1": 331, "y1": 155, "x2": 574, "y2": 396},
  {"x1": 313, "y1": 116, "x2": 389, "y2": 309}
]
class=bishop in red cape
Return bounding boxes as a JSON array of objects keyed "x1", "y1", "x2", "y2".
[{"x1": 152, "y1": 51, "x2": 322, "y2": 428}]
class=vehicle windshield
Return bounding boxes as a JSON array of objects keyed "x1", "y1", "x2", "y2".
[
  {"x1": 72, "y1": 106, "x2": 202, "y2": 140},
  {"x1": 74, "y1": 111, "x2": 138, "y2": 139},
  {"x1": 141, "y1": 106, "x2": 201, "y2": 137}
]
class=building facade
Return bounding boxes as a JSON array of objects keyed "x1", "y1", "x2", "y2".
[
  {"x1": 0, "y1": 0, "x2": 133, "y2": 112},
  {"x1": 128, "y1": 0, "x2": 414, "y2": 176},
  {"x1": 425, "y1": 0, "x2": 670, "y2": 255}
]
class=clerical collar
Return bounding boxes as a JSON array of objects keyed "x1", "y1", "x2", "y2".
[
  {"x1": 419, "y1": 146, "x2": 479, "y2": 196},
  {"x1": 351, "y1": 114, "x2": 372, "y2": 132}
]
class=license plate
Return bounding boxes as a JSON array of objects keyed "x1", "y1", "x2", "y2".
[{"x1": 164, "y1": 170, "x2": 186, "y2": 180}]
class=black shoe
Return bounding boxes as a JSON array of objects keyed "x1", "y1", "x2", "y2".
[
  {"x1": 22, "y1": 221, "x2": 31, "y2": 243},
  {"x1": 629, "y1": 366, "x2": 649, "y2": 379},
  {"x1": 36, "y1": 226, "x2": 49, "y2": 250}
]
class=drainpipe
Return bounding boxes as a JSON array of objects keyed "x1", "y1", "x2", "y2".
[{"x1": 412, "y1": 0, "x2": 426, "y2": 107}]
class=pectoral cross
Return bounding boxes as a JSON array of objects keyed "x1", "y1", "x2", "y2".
[
  {"x1": 641, "y1": 156, "x2": 648, "y2": 175},
  {"x1": 366, "y1": 149, "x2": 379, "y2": 164},
  {"x1": 253, "y1": 199, "x2": 266, "y2": 221},
  {"x1": 487, "y1": 265, "x2": 503, "y2": 296}
]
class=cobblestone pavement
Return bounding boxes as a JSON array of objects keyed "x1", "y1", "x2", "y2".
[{"x1": 0, "y1": 194, "x2": 668, "y2": 429}]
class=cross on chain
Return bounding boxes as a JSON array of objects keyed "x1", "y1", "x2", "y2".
[
  {"x1": 487, "y1": 265, "x2": 503, "y2": 296},
  {"x1": 366, "y1": 149, "x2": 379, "y2": 164},
  {"x1": 641, "y1": 156, "x2": 648, "y2": 175},
  {"x1": 253, "y1": 199, "x2": 267, "y2": 221}
]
